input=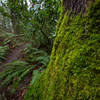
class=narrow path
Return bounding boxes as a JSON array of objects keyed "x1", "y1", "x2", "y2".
[{"x1": 0, "y1": 43, "x2": 27, "y2": 72}]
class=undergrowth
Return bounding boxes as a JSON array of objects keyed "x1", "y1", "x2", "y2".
[
  {"x1": 0, "y1": 42, "x2": 50, "y2": 99},
  {"x1": 24, "y1": 43, "x2": 50, "y2": 69},
  {"x1": 0, "y1": 60, "x2": 40, "y2": 97},
  {"x1": 0, "y1": 31, "x2": 24, "y2": 48},
  {"x1": 0, "y1": 46, "x2": 9, "y2": 64},
  {"x1": 0, "y1": 10, "x2": 50, "y2": 99}
]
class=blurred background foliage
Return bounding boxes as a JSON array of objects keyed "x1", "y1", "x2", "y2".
[{"x1": 0, "y1": 0, "x2": 61, "y2": 52}]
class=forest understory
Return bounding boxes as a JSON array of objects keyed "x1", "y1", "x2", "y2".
[
  {"x1": 0, "y1": 0, "x2": 100, "y2": 100},
  {"x1": 0, "y1": 31, "x2": 47, "y2": 100}
]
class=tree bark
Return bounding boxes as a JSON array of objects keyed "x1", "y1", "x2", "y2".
[{"x1": 25, "y1": 0, "x2": 100, "y2": 100}]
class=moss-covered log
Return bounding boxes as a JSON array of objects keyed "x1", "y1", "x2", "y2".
[{"x1": 25, "y1": 0, "x2": 100, "y2": 100}]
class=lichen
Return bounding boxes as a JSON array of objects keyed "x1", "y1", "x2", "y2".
[{"x1": 25, "y1": 0, "x2": 100, "y2": 100}]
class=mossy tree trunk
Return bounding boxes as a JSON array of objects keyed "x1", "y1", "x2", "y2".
[{"x1": 26, "y1": 0, "x2": 100, "y2": 100}]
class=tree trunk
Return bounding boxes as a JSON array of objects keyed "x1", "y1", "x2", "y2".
[
  {"x1": 25, "y1": 0, "x2": 100, "y2": 100},
  {"x1": 8, "y1": 0, "x2": 20, "y2": 34}
]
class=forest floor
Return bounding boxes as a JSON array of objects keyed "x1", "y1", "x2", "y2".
[
  {"x1": 0, "y1": 42, "x2": 31, "y2": 100},
  {"x1": 0, "y1": 43, "x2": 27, "y2": 72},
  {"x1": 0, "y1": 41, "x2": 42, "y2": 100}
]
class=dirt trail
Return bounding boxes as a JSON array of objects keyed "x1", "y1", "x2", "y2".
[{"x1": 0, "y1": 43, "x2": 27, "y2": 72}]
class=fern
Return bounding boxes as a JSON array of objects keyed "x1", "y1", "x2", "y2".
[
  {"x1": 0, "y1": 32, "x2": 14, "y2": 45},
  {"x1": 12, "y1": 65, "x2": 35, "y2": 91},
  {"x1": 24, "y1": 45, "x2": 50, "y2": 68},
  {"x1": 0, "y1": 46, "x2": 9, "y2": 63},
  {"x1": 0, "y1": 61, "x2": 33, "y2": 87},
  {"x1": 0, "y1": 43, "x2": 50, "y2": 98},
  {"x1": 30, "y1": 70, "x2": 40, "y2": 85}
]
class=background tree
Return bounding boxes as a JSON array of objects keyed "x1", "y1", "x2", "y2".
[
  {"x1": 0, "y1": 0, "x2": 11, "y2": 32},
  {"x1": 25, "y1": 0, "x2": 100, "y2": 100}
]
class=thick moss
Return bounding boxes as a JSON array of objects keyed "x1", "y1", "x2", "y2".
[{"x1": 25, "y1": 0, "x2": 100, "y2": 100}]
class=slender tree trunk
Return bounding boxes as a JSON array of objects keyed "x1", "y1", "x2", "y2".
[
  {"x1": 8, "y1": 0, "x2": 20, "y2": 34},
  {"x1": 25, "y1": 0, "x2": 100, "y2": 100}
]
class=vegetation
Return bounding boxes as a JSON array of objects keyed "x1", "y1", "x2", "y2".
[
  {"x1": 0, "y1": 0, "x2": 99, "y2": 100},
  {"x1": 0, "y1": 46, "x2": 9, "y2": 63},
  {"x1": 25, "y1": 0, "x2": 100, "y2": 100}
]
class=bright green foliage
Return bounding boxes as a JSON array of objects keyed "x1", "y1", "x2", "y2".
[
  {"x1": 25, "y1": 0, "x2": 100, "y2": 100},
  {"x1": 30, "y1": 70, "x2": 40, "y2": 86}
]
